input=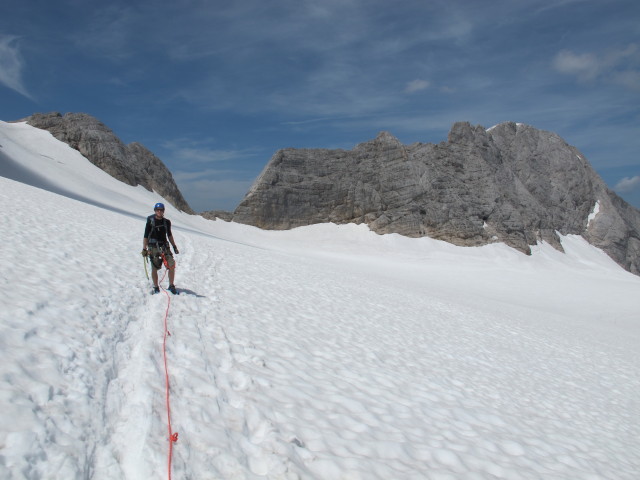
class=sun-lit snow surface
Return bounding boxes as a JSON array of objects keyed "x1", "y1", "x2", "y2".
[{"x1": 1, "y1": 120, "x2": 639, "y2": 479}]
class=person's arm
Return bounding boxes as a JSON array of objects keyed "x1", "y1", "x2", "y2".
[
  {"x1": 166, "y1": 220, "x2": 179, "y2": 253},
  {"x1": 143, "y1": 218, "x2": 151, "y2": 249}
]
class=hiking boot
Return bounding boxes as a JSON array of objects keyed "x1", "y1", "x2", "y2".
[
  {"x1": 168, "y1": 284, "x2": 178, "y2": 295},
  {"x1": 153, "y1": 286, "x2": 160, "y2": 294}
]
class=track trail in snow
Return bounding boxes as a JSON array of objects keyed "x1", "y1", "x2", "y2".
[
  {"x1": 1, "y1": 182, "x2": 168, "y2": 479},
  {"x1": 158, "y1": 235, "x2": 293, "y2": 479}
]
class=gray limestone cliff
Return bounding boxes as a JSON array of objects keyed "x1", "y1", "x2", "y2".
[
  {"x1": 24, "y1": 112, "x2": 194, "y2": 214},
  {"x1": 233, "y1": 122, "x2": 640, "y2": 275}
]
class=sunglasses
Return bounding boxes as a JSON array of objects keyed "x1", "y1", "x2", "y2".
[{"x1": 155, "y1": 208, "x2": 165, "y2": 212}]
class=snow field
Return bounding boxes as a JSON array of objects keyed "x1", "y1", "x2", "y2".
[
  {"x1": 1, "y1": 181, "x2": 150, "y2": 478},
  {"x1": 189, "y1": 244, "x2": 638, "y2": 479},
  {"x1": 1, "y1": 120, "x2": 639, "y2": 479}
]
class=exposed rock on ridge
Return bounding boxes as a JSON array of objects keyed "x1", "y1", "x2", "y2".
[
  {"x1": 24, "y1": 112, "x2": 194, "y2": 214},
  {"x1": 233, "y1": 122, "x2": 640, "y2": 275},
  {"x1": 200, "y1": 210, "x2": 234, "y2": 222}
]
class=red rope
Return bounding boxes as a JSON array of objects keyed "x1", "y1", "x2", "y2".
[{"x1": 158, "y1": 262, "x2": 178, "y2": 479}]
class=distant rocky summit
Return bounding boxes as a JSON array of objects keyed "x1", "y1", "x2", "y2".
[
  {"x1": 24, "y1": 112, "x2": 194, "y2": 214},
  {"x1": 233, "y1": 122, "x2": 640, "y2": 275}
]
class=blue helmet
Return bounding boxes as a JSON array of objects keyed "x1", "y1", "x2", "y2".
[{"x1": 154, "y1": 202, "x2": 165, "y2": 210}]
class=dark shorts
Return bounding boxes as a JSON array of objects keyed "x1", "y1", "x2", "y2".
[{"x1": 149, "y1": 244, "x2": 175, "y2": 270}]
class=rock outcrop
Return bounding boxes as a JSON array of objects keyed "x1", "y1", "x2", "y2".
[
  {"x1": 200, "y1": 210, "x2": 234, "y2": 222},
  {"x1": 24, "y1": 112, "x2": 194, "y2": 213},
  {"x1": 233, "y1": 122, "x2": 640, "y2": 275}
]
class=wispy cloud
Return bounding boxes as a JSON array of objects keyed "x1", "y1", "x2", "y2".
[
  {"x1": 71, "y1": 5, "x2": 138, "y2": 61},
  {"x1": 614, "y1": 175, "x2": 640, "y2": 193},
  {"x1": 553, "y1": 50, "x2": 601, "y2": 79},
  {"x1": 404, "y1": 79, "x2": 430, "y2": 94},
  {"x1": 552, "y1": 44, "x2": 640, "y2": 90},
  {"x1": 0, "y1": 35, "x2": 33, "y2": 100},
  {"x1": 534, "y1": 0, "x2": 593, "y2": 15},
  {"x1": 164, "y1": 138, "x2": 263, "y2": 210},
  {"x1": 150, "y1": 1, "x2": 483, "y2": 118},
  {"x1": 612, "y1": 70, "x2": 640, "y2": 92},
  {"x1": 173, "y1": 174, "x2": 254, "y2": 212},
  {"x1": 173, "y1": 167, "x2": 245, "y2": 182},
  {"x1": 162, "y1": 139, "x2": 262, "y2": 165}
]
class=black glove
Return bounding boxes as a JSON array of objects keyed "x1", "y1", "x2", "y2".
[
  {"x1": 173, "y1": 245, "x2": 180, "y2": 254},
  {"x1": 141, "y1": 249, "x2": 149, "y2": 257}
]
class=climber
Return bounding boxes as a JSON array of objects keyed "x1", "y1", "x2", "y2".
[{"x1": 142, "y1": 202, "x2": 179, "y2": 294}]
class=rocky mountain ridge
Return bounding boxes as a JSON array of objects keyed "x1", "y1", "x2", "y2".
[
  {"x1": 233, "y1": 122, "x2": 640, "y2": 275},
  {"x1": 17, "y1": 112, "x2": 640, "y2": 274},
  {"x1": 23, "y1": 112, "x2": 194, "y2": 214}
]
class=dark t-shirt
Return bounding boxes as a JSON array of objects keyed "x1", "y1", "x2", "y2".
[{"x1": 144, "y1": 215, "x2": 172, "y2": 244}]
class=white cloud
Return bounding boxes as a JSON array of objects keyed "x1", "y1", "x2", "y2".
[
  {"x1": 0, "y1": 35, "x2": 33, "y2": 99},
  {"x1": 614, "y1": 175, "x2": 640, "y2": 193},
  {"x1": 553, "y1": 50, "x2": 600, "y2": 79},
  {"x1": 552, "y1": 44, "x2": 640, "y2": 89},
  {"x1": 404, "y1": 79, "x2": 430, "y2": 94}
]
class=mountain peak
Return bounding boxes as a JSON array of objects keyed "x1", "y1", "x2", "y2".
[
  {"x1": 233, "y1": 122, "x2": 640, "y2": 275},
  {"x1": 24, "y1": 112, "x2": 194, "y2": 214},
  {"x1": 375, "y1": 131, "x2": 400, "y2": 142}
]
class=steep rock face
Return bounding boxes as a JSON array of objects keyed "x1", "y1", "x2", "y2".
[
  {"x1": 233, "y1": 122, "x2": 640, "y2": 274},
  {"x1": 25, "y1": 112, "x2": 194, "y2": 213}
]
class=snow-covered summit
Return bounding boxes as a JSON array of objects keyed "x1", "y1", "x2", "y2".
[{"x1": 1, "y1": 121, "x2": 639, "y2": 479}]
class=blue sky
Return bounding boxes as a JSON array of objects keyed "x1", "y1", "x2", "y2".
[{"x1": 1, "y1": 0, "x2": 639, "y2": 212}]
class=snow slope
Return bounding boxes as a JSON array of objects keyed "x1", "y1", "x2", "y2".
[{"x1": 1, "y1": 120, "x2": 639, "y2": 479}]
